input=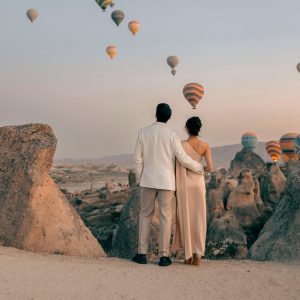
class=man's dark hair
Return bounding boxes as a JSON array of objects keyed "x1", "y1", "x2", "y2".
[{"x1": 156, "y1": 103, "x2": 172, "y2": 123}]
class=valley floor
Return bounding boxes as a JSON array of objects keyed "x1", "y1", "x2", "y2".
[{"x1": 0, "y1": 247, "x2": 299, "y2": 300}]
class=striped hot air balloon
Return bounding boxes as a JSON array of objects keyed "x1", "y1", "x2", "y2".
[
  {"x1": 294, "y1": 134, "x2": 300, "y2": 159},
  {"x1": 266, "y1": 141, "x2": 281, "y2": 163},
  {"x1": 279, "y1": 133, "x2": 298, "y2": 162},
  {"x1": 241, "y1": 132, "x2": 258, "y2": 151},
  {"x1": 183, "y1": 83, "x2": 205, "y2": 109}
]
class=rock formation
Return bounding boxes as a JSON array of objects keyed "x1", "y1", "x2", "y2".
[
  {"x1": 206, "y1": 171, "x2": 226, "y2": 222},
  {"x1": 230, "y1": 148, "x2": 265, "y2": 178},
  {"x1": 70, "y1": 189, "x2": 128, "y2": 253},
  {"x1": 128, "y1": 170, "x2": 137, "y2": 187},
  {"x1": 0, "y1": 124, "x2": 105, "y2": 258},
  {"x1": 112, "y1": 187, "x2": 141, "y2": 258},
  {"x1": 260, "y1": 164, "x2": 286, "y2": 209},
  {"x1": 227, "y1": 170, "x2": 262, "y2": 226},
  {"x1": 206, "y1": 212, "x2": 248, "y2": 259},
  {"x1": 206, "y1": 170, "x2": 238, "y2": 222},
  {"x1": 249, "y1": 161, "x2": 300, "y2": 261},
  {"x1": 205, "y1": 168, "x2": 273, "y2": 258}
]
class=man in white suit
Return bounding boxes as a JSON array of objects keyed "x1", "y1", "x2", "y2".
[{"x1": 132, "y1": 103, "x2": 204, "y2": 267}]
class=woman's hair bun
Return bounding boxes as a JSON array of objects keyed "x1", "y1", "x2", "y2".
[{"x1": 186, "y1": 116, "x2": 202, "y2": 136}]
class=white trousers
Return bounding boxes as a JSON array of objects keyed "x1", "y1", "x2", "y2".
[{"x1": 138, "y1": 187, "x2": 174, "y2": 257}]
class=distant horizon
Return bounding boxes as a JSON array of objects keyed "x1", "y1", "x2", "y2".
[{"x1": 54, "y1": 141, "x2": 267, "y2": 161}]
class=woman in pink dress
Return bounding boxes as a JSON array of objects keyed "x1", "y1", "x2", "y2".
[{"x1": 173, "y1": 117, "x2": 213, "y2": 266}]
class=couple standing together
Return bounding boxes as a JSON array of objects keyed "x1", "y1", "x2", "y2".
[{"x1": 132, "y1": 103, "x2": 213, "y2": 267}]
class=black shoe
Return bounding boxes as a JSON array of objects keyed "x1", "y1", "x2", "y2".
[
  {"x1": 132, "y1": 253, "x2": 147, "y2": 264},
  {"x1": 159, "y1": 256, "x2": 172, "y2": 267}
]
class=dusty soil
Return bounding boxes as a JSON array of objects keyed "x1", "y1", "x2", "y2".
[{"x1": 0, "y1": 247, "x2": 299, "y2": 300}]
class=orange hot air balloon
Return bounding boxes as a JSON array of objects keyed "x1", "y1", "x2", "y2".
[
  {"x1": 265, "y1": 141, "x2": 281, "y2": 163},
  {"x1": 128, "y1": 21, "x2": 140, "y2": 35},
  {"x1": 106, "y1": 46, "x2": 117, "y2": 59},
  {"x1": 279, "y1": 133, "x2": 298, "y2": 162},
  {"x1": 183, "y1": 83, "x2": 205, "y2": 109}
]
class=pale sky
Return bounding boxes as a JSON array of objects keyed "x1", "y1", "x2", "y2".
[{"x1": 1, "y1": 0, "x2": 300, "y2": 159}]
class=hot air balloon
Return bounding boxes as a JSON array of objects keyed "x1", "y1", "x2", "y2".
[
  {"x1": 26, "y1": 9, "x2": 39, "y2": 23},
  {"x1": 128, "y1": 21, "x2": 140, "y2": 36},
  {"x1": 95, "y1": 0, "x2": 113, "y2": 11},
  {"x1": 279, "y1": 133, "x2": 298, "y2": 162},
  {"x1": 111, "y1": 10, "x2": 125, "y2": 26},
  {"x1": 295, "y1": 134, "x2": 300, "y2": 159},
  {"x1": 297, "y1": 63, "x2": 300, "y2": 73},
  {"x1": 167, "y1": 56, "x2": 179, "y2": 76},
  {"x1": 241, "y1": 132, "x2": 258, "y2": 151},
  {"x1": 183, "y1": 83, "x2": 205, "y2": 109},
  {"x1": 106, "y1": 46, "x2": 117, "y2": 59},
  {"x1": 110, "y1": 2, "x2": 115, "y2": 8},
  {"x1": 265, "y1": 141, "x2": 281, "y2": 163}
]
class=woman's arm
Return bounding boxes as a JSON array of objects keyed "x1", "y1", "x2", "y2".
[{"x1": 204, "y1": 144, "x2": 213, "y2": 172}]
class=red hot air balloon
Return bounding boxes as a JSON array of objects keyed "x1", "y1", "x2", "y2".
[
  {"x1": 183, "y1": 83, "x2": 205, "y2": 109},
  {"x1": 266, "y1": 141, "x2": 281, "y2": 163}
]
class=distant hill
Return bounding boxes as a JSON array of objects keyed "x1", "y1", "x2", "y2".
[
  {"x1": 55, "y1": 142, "x2": 270, "y2": 169},
  {"x1": 211, "y1": 142, "x2": 270, "y2": 169},
  {"x1": 55, "y1": 154, "x2": 134, "y2": 166}
]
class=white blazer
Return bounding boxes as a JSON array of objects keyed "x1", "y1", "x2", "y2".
[{"x1": 134, "y1": 122, "x2": 204, "y2": 191}]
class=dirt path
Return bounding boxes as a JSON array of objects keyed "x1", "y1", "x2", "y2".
[{"x1": 0, "y1": 247, "x2": 299, "y2": 300}]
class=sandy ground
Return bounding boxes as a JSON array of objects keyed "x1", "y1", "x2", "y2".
[{"x1": 0, "y1": 247, "x2": 299, "y2": 300}]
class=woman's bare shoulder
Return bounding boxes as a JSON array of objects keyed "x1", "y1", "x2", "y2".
[{"x1": 197, "y1": 138, "x2": 210, "y2": 150}]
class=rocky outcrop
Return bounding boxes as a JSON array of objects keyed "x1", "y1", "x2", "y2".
[
  {"x1": 112, "y1": 187, "x2": 141, "y2": 258},
  {"x1": 206, "y1": 169, "x2": 272, "y2": 258},
  {"x1": 70, "y1": 189, "x2": 128, "y2": 253},
  {"x1": 206, "y1": 172, "x2": 226, "y2": 222},
  {"x1": 206, "y1": 170, "x2": 238, "y2": 222},
  {"x1": 230, "y1": 148, "x2": 265, "y2": 178},
  {"x1": 226, "y1": 170, "x2": 271, "y2": 247},
  {"x1": 227, "y1": 170, "x2": 262, "y2": 226},
  {"x1": 128, "y1": 170, "x2": 137, "y2": 187},
  {"x1": 206, "y1": 212, "x2": 248, "y2": 259},
  {"x1": 0, "y1": 124, "x2": 105, "y2": 258},
  {"x1": 249, "y1": 161, "x2": 300, "y2": 261},
  {"x1": 260, "y1": 164, "x2": 286, "y2": 209},
  {"x1": 206, "y1": 189, "x2": 225, "y2": 222}
]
